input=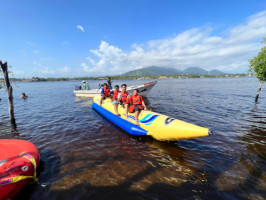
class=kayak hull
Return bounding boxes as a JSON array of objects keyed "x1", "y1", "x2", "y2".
[{"x1": 93, "y1": 96, "x2": 211, "y2": 141}]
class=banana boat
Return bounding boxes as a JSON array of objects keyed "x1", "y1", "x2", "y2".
[{"x1": 92, "y1": 96, "x2": 212, "y2": 141}]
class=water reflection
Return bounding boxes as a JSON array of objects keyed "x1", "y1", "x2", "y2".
[
  {"x1": 214, "y1": 104, "x2": 266, "y2": 200},
  {"x1": 37, "y1": 127, "x2": 211, "y2": 199},
  {"x1": 238, "y1": 106, "x2": 266, "y2": 200}
]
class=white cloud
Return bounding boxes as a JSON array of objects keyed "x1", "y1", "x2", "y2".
[
  {"x1": 40, "y1": 57, "x2": 52, "y2": 61},
  {"x1": 21, "y1": 51, "x2": 28, "y2": 56},
  {"x1": 61, "y1": 41, "x2": 70, "y2": 45},
  {"x1": 60, "y1": 66, "x2": 70, "y2": 73},
  {"x1": 26, "y1": 41, "x2": 36, "y2": 46},
  {"x1": 33, "y1": 61, "x2": 42, "y2": 66},
  {"x1": 40, "y1": 67, "x2": 55, "y2": 75},
  {"x1": 13, "y1": 64, "x2": 71, "y2": 78},
  {"x1": 81, "y1": 62, "x2": 90, "y2": 71},
  {"x1": 33, "y1": 50, "x2": 39, "y2": 54},
  {"x1": 81, "y1": 11, "x2": 266, "y2": 75},
  {"x1": 37, "y1": 66, "x2": 71, "y2": 77},
  {"x1": 28, "y1": 66, "x2": 70, "y2": 78},
  {"x1": 12, "y1": 70, "x2": 25, "y2": 76},
  {"x1": 77, "y1": 25, "x2": 85, "y2": 32}
]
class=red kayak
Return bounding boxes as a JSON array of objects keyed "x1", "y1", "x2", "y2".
[{"x1": 0, "y1": 139, "x2": 40, "y2": 200}]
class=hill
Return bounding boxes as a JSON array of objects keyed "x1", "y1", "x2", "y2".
[
  {"x1": 121, "y1": 66, "x2": 225, "y2": 76},
  {"x1": 209, "y1": 69, "x2": 225, "y2": 75},
  {"x1": 122, "y1": 66, "x2": 182, "y2": 76},
  {"x1": 182, "y1": 67, "x2": 208, "y2": 75}
]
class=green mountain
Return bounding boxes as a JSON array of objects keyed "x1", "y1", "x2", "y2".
[
  {"x1": 122, "y1": 66, "x2": 182, "y2": 76},
  {"x1": 183, "y1": 67, "x2": 208, "y2": 75},
  {"x1": 209, "y1": 69, "x2": 225, "y2": 75},
  {"x1": 121, "y1": 66, "x2": 225, "y2": 76}
]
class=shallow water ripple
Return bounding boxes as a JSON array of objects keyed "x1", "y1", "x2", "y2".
[{"x1": 0, "y1": 78, "x2": 265, "y2": 200}]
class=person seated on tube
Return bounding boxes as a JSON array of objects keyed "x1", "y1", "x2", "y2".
[
  {"x1": 111, "y1": 85, "x2": 121, "y2": 116},
  {"x1": 117, "y1": 84, "x2": 130, "y2": 120},
  {"x1": 100, "y1": 83, "x2": 110, "y2": 105},
  {"x1": 128, "y1": 89, "x2": 147, "y2": 126}
]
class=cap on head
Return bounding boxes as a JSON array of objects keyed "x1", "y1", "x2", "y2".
[{"x1": 82, "y1": 80, "x2": 85, "y2": 83}]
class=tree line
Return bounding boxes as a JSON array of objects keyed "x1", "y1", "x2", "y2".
[{"x1": 0, "y1": 73, "x2": 251, "y2": 83}]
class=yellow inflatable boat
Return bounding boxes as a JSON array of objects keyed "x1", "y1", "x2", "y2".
[{"x1": 92, "y1": 96, "x2": 212, "y2": 141}]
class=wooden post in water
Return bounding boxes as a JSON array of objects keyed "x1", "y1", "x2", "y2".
[
  {"x1": 255, "y1": 80, "x2": 263, "y2": 103},
  {"x1": 0, "y1": 60, "x2": 16, "y2": 126}
]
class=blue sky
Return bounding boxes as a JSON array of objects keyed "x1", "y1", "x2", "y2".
[{"x1": 1, "y1": 0, "x2": 266, "y2": 78}]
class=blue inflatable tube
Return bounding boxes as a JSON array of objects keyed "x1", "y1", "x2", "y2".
[{"x1": 92, "y1": 102, "x2": 148, "y2": 136}]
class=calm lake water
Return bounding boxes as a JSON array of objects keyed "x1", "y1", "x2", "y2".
[{"x1": 0, "y1": 77, "x2": 265, "y2": 200}]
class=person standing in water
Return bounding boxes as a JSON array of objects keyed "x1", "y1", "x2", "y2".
[
  {"x1": 21, "y1": 93, "x2": 28, "y2": 99},
  {"x1": 107, "y1": 77, "x2": 112, "y2": 90}
]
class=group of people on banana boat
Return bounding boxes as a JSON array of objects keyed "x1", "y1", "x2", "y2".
[{"x1": 99, "y1": 83, "x2": 148, "y2": 126}]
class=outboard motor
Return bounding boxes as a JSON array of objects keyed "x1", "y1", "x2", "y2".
[{"x1": 75, "y1": 86, "x2": 81, "y2": 90}]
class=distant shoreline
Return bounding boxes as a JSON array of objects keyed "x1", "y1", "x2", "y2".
[{"x1": 1, "y1": 73, "x2": 253, "y2": 82}]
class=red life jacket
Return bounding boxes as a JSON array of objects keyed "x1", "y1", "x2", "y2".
[
  {"x1": 120, "y1": 91, "x2": 129, "y2": 104},
  {"x1": 129, "y1": 95, "x2": 144, "y2": 113},
  {"x1": 103, "y1": 87, "x2": 110, "y2": 97},
  {"x1": 112, "y1": 90, "x2": 120, "y2": 101}
]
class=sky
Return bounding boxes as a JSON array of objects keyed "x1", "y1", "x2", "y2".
[{"x1": 0, "y1": 0, "x2": 266, "y2": 78}]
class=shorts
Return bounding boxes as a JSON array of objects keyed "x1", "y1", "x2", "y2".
[
  {"x1": 112, "y1": 101, "x2": 119, "y2": 105},
  {"x1": 132, "y1": 105, "x2": 143, "y2": 112},
  {"x1": 121, "y1": 103, "x2": 128, "y2": 108},
  {"x1": 101, "y1": 95, "x2": 110, "y2": 99}
]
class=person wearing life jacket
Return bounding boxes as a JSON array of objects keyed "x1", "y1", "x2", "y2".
[
  {"x1": 111, "y1": 85, "x2": 121, "y2": 116},
  {"x1": 117, "y1": 84, "x2": 130, "y2": 120},
  {"x1": 128, "y1": 89, "x2": 147, "y2": 126},
  {"x1": 100, "y1": 83, "x2": 110, "y2": 105}
]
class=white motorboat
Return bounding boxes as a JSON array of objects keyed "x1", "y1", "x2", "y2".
[{"x1": 74, "y1": 81, "x2": 157, "y2": 97}]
